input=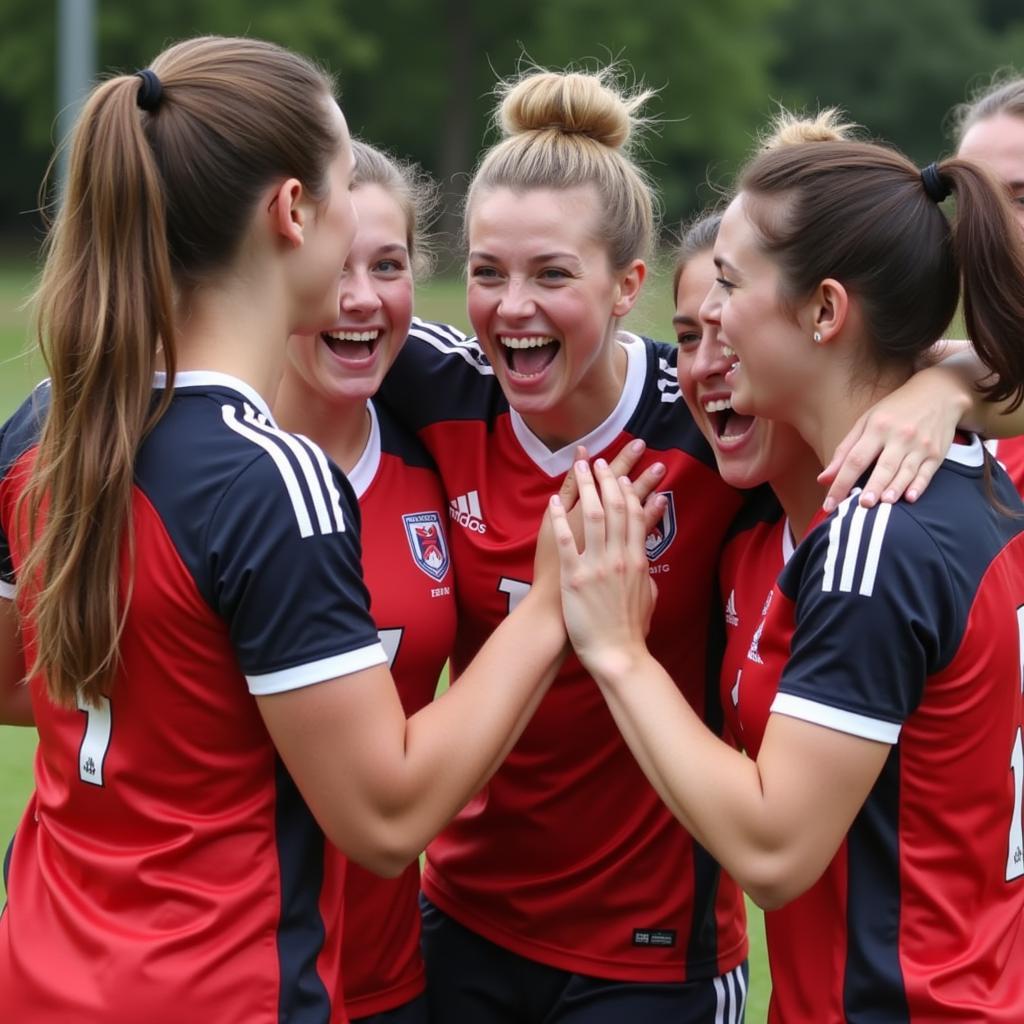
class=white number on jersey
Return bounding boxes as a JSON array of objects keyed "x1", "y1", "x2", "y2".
[
  {"x1": 499, "y1": 577, "x2": 531, "y2": 615},
  {"x1": 77, "y1": 693, "x2": 112, "y2": 787},
  {"x1": 378, "y1": 628, "x2": 404, "y2": 670}
]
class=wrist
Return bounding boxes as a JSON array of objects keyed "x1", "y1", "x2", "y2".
[{"x1": 581, "y1": 641, "x2": 652, "y2": 690}]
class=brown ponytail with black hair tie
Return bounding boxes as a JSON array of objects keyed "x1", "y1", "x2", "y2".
[
  {"x1": 920, "y1": 163, "x2": 951, "y2": 204},
  {"x1": 134, "y1": 69, "x2": 163, "y2": 112}
]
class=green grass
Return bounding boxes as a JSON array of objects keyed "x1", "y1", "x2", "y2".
[{"x1": 0, "y1": 256, "x2": 769, "y2": 1021}]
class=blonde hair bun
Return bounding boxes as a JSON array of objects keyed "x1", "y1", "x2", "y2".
[
  {"x1": 758, "y1": 107, "x2": 859, "y2": 152},
  {"x1": 498, "y1": 68, "x2": 652, "y2": 151}
]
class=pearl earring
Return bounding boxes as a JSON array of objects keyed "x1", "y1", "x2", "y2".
[{"x1": 813, "y1": 331, "x2": 822, "y2": 343}]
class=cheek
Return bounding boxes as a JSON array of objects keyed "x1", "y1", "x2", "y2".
[{"x1": 382, "y1": 282, "x2": 414, "y2": 337}]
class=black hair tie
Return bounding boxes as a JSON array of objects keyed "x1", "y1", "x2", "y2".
[
  {"x1": 920, "y1": 163, "x2": 951, "y2": 204},
  {"x1": 134, "y1": 69, "x2": 163, "y2": 112}
]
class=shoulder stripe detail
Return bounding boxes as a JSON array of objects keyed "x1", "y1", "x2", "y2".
[
  {"x1": 290, "y1": 429, "x2": 346, "y2": 533},
  {"x1": 821, "y1": 492, "x2": 856, "y2": 592},
  {"x1": 0, "y1": 579, "x2": 15, "y2": 600},
  {"x1": 858, "y1": 501, "x2": 892, "y2": 596},
  {"x1": 221, "y1": 405, "x2": 345, "y2": 538},
  {"x1": 771, "y1": 692, "x2": 901, "y2": 743},
  {"x1": 246, "y1": 643, "x2": 388, "y2": 695},
  {"x1": 241, "y1": 404, "x2": 341, "y2": 536},
  {"x1": 821, "y1": 490, "x2": 892, "y2": 596},
  {"x1": 408, "y1": 320, "x2": 494, "y2": 376}
]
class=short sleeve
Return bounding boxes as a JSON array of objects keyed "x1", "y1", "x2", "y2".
[
  {"x1": 772, "y1": 503, "x2": 955, "y2": 743},
  {"x1": 206, "y1": 439, "x2": 386, "y2": 694}
]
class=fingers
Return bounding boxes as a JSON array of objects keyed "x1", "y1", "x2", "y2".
[
  {"x1": 547, "y1": 494, "x2": 581, "y2": 572},
  {"x1": 592, "y1": 459, "x2": 627, "y2": 561},
  {"x1": 606, "y1": 438, "x2": 646, "y2": 480},
  {"x1": 573, "y1": 459, "x2": 606, "y2": 554},
  {"x1": 640, "y1": 490, "x2": 668, "y2": 538},
  {"x1": 630, "y1": 461, "x2": 666, "y2": 504},
  {"x1": 559, "y1": 445, "x2": 589, "y2": 510},
  {"x1": 819, "y1": 414, "x2": 871, "y2": 511}
]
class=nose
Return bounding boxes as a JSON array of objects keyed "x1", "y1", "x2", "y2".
[
  {"x1": 689, "y1": 321, "x2": 733, "y2": 381},
  {"x1": 698, "y1": 281, "x2": 721, "y2": 331},
  {"x1": 497, "y1": 278, "x2": 536, "y2": 320},
  {"x1": 340, "y1": 266, "x2": 382, "y2": 315}
]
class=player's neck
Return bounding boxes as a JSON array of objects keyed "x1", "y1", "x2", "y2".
[
  {"x1": 769, "y1": 447, "x2": 826, "y2": 541},
  {"x1": 274, "y1": 373, "x2": 372, "y2": 474}
]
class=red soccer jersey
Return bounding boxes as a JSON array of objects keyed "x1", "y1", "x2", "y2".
[
  {"x1": 379, "y1": 319, "x2": 747, "y2": 982},
  {"x1": 0, "y1": 374, "x2": 386, "y2": 1024},
  {"x1": 986, "y1": 436, "x2": 1024, "y2": 494},
  {"x1": 731, "y1": 440, "x2": 1024, "y2": 1022},
  {"x1": 334, "y1": 401, "x2": 456, "y2": 1019}
]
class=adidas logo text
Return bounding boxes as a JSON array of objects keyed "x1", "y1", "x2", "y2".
[{"x1": 450, "y1": 490, "x2": 487, "y2": 534}]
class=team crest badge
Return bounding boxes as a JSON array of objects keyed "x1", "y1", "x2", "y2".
[
  {"x1": 644, "y1": 491, "x2": 676, "y2": 561},
  {"x1": 402, "y1": 511, "x2": 450, "y2": 581}
]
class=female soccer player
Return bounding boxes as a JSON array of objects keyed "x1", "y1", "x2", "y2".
[
  {"x1": 0, "y1": 37, "x2": 582, "y2": 1024},
  {"x1": 380, "y1": 65, "x2": 750, "y2": 1023},
  {"x1": 275, "y1": 139, "x2": 451, "y2": 1024},
  {"x1": 552, "y1": 133, "x2": 1024, "y2": 1021}
]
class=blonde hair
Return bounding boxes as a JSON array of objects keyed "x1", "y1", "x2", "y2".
[
  {"x1": 466, "y1": 66, "x2": 658, "y2": 269},
  {"x1": 952, "y1": 70, "x2": 1024, "y2": 145},
  {"x1": 351, "y1": 138, "x2": 439, "y2": 278},
  {"x1": 22, "y1": 36, "x2": 340, "y2": 709},
  {"x1": 756, "y1": 107, "x2": 860, "y2": 152}
]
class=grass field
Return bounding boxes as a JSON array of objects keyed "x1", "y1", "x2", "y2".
[{"x1": 0, "y1": 257, "x2": 770, "y2": 1021}]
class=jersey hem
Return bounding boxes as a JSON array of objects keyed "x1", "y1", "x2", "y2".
[
  {"x1": 246, "y1": 643, "x2": 387, "y2": 695},
  {"x1": 346, "y1": 968, "x2": 426, "y2": 1019},
  {"x1": 421, "y1": 873, "x2": 748, "y2": 982}
]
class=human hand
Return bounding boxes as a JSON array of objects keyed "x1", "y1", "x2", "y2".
[
  {"x1": 818, "y1": 365, "x2": 970, "y2": 511},
  {"x1": 547, "y1": 458, "x2": 660, "y2": 676}
]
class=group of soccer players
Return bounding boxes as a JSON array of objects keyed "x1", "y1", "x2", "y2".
[{"x1": 1, "y1": 32, "x2": 1023, "y2": 1024}]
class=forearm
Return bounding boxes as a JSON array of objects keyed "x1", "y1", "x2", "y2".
[
  {"x1": 0, "y1": 599, "x2": 31, "y2": 726},
  {"x1": 933, "y1": 344, "x2": 1024, "y2": 436},
  {"x1": 589, "y1": 647, "x2": 797, "y2": 902}
]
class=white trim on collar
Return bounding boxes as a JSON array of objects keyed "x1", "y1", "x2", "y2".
[
  {"x1": 944, "y1": 433, "x2": 985, "y2": 468},
  {"x1": 345, "y1": 401, "x2": 382, "y2": 500},
  {"x1": 153, "y1": 371, "x2": 275, "y2": 423},
  {"x1": 508, "y1": 332, "x2": 648, "y2": 478}
]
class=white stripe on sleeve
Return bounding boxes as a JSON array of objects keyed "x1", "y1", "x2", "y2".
[
  {"x1": 247, "y1": 643, "x2": 388, "y2": 695},
  {"x1": 771, "y1": 692, "x2": 901, "y2": 743}
]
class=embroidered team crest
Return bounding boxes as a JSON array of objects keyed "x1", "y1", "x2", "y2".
[
  {"x1": 644, "y1": 491, "x2": 677, "y2": 561},
  {"x1": 402, "y1": 512, "x2": 450, "y2": 582}
]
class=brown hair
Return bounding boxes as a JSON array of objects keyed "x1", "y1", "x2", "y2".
[
  {"x1": 466, "y1": 65, "x2": 658, "y2": 270},
  {"x1": 952, "y1": 70, "x2": 1024, "y2": 145},
  {"x1": 351, "y1": 138, "x2": 439, "y2": 278},
  {"x1": 671, "y1": 110, "x2": 857, "y2": 296},
  {"x1": 737, "y1": 140, "x2": 1024, "y2": 408},
  {"x1": 22, "y1": 36, "x2": 341, "y2": 708}
]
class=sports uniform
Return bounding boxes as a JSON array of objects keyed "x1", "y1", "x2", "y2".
[
  {"x1": 730, "y1": 438, "x2": 1024, "y2": 1022},
  {"x1": 379, "y1": 319, "x2": 748, "y2": 1021},
  {"x1": 336, "y1": 400, "x2": 456, "y2": 1021},
  {"x1": 0, "y1": 373, "x2": 386, "y2": 1024},
  {"x1": 985, "y1": 436, "x2": 1024, "y2": 494}
]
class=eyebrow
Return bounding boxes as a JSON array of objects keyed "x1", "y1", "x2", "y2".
[
  {"x1": 671, "y1": 314, "x2": 699, "y2": 328},
  {"x1": 713, "y1": 256, "x2": 739, "y2": 274},
  {"x1": 375, "y1": 243, "x2": 409, "y2": 255},
  {"x1": 468, "y1": 251, "x2": 583, "y2": 265}
]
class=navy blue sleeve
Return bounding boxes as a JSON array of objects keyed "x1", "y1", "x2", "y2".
[
  {"x1": 773, "y1": 501, "x2": 956, "y2": 742},
  {"x1": 377, "y1": 318, "x2": 507, "y2": 431},
  {"x1": 206, "y1": 436, "x2": 386, "y2": 694}
]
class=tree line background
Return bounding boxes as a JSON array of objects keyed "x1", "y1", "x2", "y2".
[{"x1": 1, "y1": 0, "x2": 1022, "y2": 260}]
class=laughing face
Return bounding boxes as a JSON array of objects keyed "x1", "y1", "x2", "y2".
[
  {"x1": 286, "y1": 182, "x2": 414, "y2": 405},
  {"x1": 675, "y1": 247, "x2": 811, "y2": 490},
  {"x1": 466, "y1": 185, "x2": 643, "y2": 447},
  {"x1": 958, "y1": 113, "x2": 1024, "y2": 232}
]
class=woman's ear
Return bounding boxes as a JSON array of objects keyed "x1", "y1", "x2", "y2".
[
  {"x1": 268, "y1": 178, "x2": 306, "y2": 249},
  {"x1": 612, "y1": 260, "x2": 647, "y2": 318},
  {"x1": 811, "y1": 277, "x2": 850, "y2": 345}
]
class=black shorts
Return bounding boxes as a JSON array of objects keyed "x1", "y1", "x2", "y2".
[
  {"x1": 351, "y1": 992, "x2": 429, "y2": 1024},
  {"x1": 420, "y1": 897, "x2": 748, "y2": 1023}
]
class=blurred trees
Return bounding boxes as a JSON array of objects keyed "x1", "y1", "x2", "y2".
[{"x1": 1, "y1": 0, "x2": 1022, "y2": 252}]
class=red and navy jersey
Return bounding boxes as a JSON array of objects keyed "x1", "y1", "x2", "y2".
[
  {"x1": 986, "y1": 436, "x2": 1024, "y2": 495},
  {"x1": 716, "y1": 487, "x2": 789, "y2": 749},
  {"x1": 734, "y1": 439, "x2": 1024, "y2": 1022},
  {"x1": 0, "y1": 373, "x2": 386, "y2": 1024},
  {"x1": 334, "y1": 400, "x2": 456, "y2": 1019},
  {"x1": 377, "y1": 319, "x2": 747, "y2": 982}
]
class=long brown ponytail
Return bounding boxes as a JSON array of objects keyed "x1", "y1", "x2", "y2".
[{"x1": 21, "y1": 37, "x2": 340, "y2": 708}]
